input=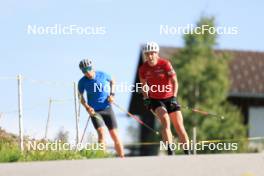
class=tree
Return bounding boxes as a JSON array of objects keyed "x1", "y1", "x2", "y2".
[
  {"x1": 55, "y1": 127, "x2": 69, "y2": 143},
  {"x1": 171, "y1": 16, "x2": 247, "y2": 153}
]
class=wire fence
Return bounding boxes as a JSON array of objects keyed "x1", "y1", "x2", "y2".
[{"x1": 0, "y1": 74, "x2": 84, "y2": 151}]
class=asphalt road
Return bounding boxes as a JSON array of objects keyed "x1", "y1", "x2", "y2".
[{"x1": 0, "y1": 153, "x2": 263, "y2": 176}]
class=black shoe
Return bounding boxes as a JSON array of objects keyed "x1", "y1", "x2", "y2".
[
  {"x1": 167, "y1": 144, "x2": 175, "y2": 155},
  {"x1": 183, "y1": 149, "x2": 190, "y2": 155}
]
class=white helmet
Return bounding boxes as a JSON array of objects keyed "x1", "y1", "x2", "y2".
[{"x1": 143, "y1": 41, "x2": 159, "y2": 53}]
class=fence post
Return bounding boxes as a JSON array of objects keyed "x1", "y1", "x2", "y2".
[
  {"x1": 192, "y1": 126, "x2": 197, "y2": 155},
  {"x1": 17, "y1": 74, "x2": 24, "y2": 152},
  {"x1": 44, "y1": 98, "x2": 52, "y2": 139},
  {"x1": 73, "y1": 82, "x2": 80, "y2": 145}
]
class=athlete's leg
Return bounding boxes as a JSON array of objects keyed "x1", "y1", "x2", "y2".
[
  {"x1": 169, "y1": 111, "x2": 190, "y2": 154},
  {"x1": 109, "y1": 128, "x2": 125, "y2": 158},
  {"x1": 155, "y1": 106, "x2": 174, "y2": 155},
  {"x1": 96, "y1": 127, "x2": 106, "y2": 151},
  {"x1": 169, "y1": 111, "x2": 189, "y2": 143},
  {"x1": 100, "y1": 106, "x2": 124, "y2": 157}
]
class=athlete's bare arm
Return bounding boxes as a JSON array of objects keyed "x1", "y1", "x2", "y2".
[
  {"x1": 170, "y1": 75, "x2": 178, "y2": 97},
  {"x1": 108, "y1": 78, "x2": 115, "y2": 103},
  {"x1": 109, "y1": 78, "x2": 115, "y2": 94},
  {"x1": 78, "y1": 92, "x2": 95, "y2": 115}
]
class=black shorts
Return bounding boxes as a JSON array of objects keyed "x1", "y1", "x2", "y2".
[
  {"x1": 150, "y1": 97, "x2": 181, "y2": 113},
  {"x1": 91, "y1": 106, "x2": 118, "y2": 130}
]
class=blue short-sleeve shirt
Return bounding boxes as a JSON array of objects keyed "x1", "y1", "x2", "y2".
[{"x1": 78, "y1": 71, "x2": 112, "y2": 111}]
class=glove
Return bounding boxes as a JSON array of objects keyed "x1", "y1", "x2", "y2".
[
  {"x1": 143, "y1": 98, "x2": 151, "y2": 110},
  {"x1": 171, "y1": 97, "x2": 177, "y2": 105},
  {"x1": 170, "y1": 97, "x2": 180, "y2": 110}
]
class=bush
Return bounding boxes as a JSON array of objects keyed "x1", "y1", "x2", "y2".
[{"x1": 0, "y1": 142, "x2": 21, "y2": 162}]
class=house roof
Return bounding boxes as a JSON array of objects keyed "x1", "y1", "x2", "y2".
[{"x1": 158, "y1": 47, "x2": 264, "y2": 98}]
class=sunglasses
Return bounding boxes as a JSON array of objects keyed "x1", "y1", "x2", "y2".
[{"x1": 81, "y1": 66, "x2": 92, "y2": 73}]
